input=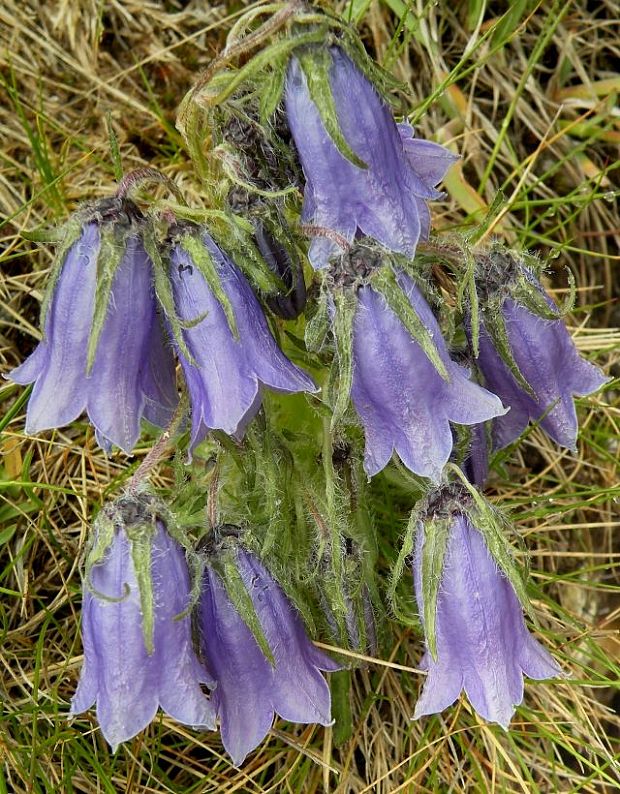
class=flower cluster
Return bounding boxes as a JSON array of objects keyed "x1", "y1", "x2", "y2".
[
  {"x1": 9, "y1": 203, "x2": 315, "y2": 454},
  {"x1": 71, "y1": 497, "x2": 338, "y2": 762},
  {"x1": 9, "y1": 2, "x2": 609, "y2": 767}
]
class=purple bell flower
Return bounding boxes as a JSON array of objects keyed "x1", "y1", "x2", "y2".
[
  {"x1": 8, "y1": 210, "x2": 178, "y2": 453},
  {"x1": 413, "y1": 509, "x2": 562, "y2": 728},
  {"x1": 70, "y1": 497, "x2": 215, "y2": 750},
  {"x1": 351, "y1": 273, "x2": 506, "y2": 481},
  {"x1": 285, "y1": 46, "x2": 457, "y2": 269},
  {"x1": 169, "y1": 231, "x2": 316, "y2": 448},
  {"x1": 477, "y1": 296, "x2": 608, "y2": 450},
  {"x1": 197, "y1": 540, "x2": 340, "y2": 766}
]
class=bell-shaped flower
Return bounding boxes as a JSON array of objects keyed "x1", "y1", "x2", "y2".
[
  {"x1": 8, "y1": 200, "x2": 178, "y2": 452},
  {"x1": 350, "y1": 273, "x2": 506, "y2": 481},
  {"x1": 476, "y1": 295, "x2": 608, "y2": 450},
  {"x1": 413, "y1": 499, "x2": 562, "y2": 729},
  {"x1": 285, "y1": 46, "x2": 457, "y2": 269},
  {"x1": 168, "y1": 229, "x2": 316, "y2": 448},
  {"x1": 196, "y1": 538, "x2": 339, "y2": 766},
  {"x1": 70, "y1": 495, "x2": 215, "y2": 750}
]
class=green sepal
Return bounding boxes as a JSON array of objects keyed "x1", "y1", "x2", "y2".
[
  {"x1": 448, "y1": 465, "x2": 535, "y2": 622},
  {"x1": 305, "y1": 288, "x2": 330, "y2": 352},
  {"x1": 213, "y1": 553, "x2": 275, "y2": 666},
  {"x1": 216, "y1": 148, "x2": 298, "y2": 199},
  {"x1": 330, "y1": 669, "x2": 353, "y2": 747},
  {"x1": 372, "y1": 266, "x2": 450, "y2": 382},
  {"x1": 142, "y1": 223, "x2": 195, "y2": 365},
  {"x1": 419, "y1": 515, "x2": 451, "y2": 660},
  {"x1": 207, "y1": 215, "x2": 282, "y2": 295},
  {"x1": 513, "y1": 267, "x2": 575, "y2": 320},
  {"x1": 84, "y1": 510, "x2": 117, "y2": 589},
  {"x1": 330, "y1": 290, "x2": 357, "y2": 429},
  {"x1": 38, "y1": 215, "x2": 86, "y2": 328},
  {"x1": 456, "y1": 250, "x2": 479, "y2": 357},
  {"x1": 297, "y1": 47, "x2": 367, "y2": 170},
  {"x1": 128, "y1": 523, "x2": 157, "y2": 655},
  {"x1": 86, "y1": 225, "x2": 126, "y2": 373},
  {"x1": 483, "y1": 299, "x2": 535, "y2": 397},
  {"x1": 178, "y1": 232, "x2": 238, "y2": 339}
]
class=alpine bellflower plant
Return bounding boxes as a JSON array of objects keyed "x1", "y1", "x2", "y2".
[
  {"x1": 8, "y1": 198, "x2": 178, "y2": 453},
  {"x1": 196, "y1": 533, "x2": 340, "y2": 766},
  {"x1": 473, "y1": 251, "x2": 608, "y2": 450},
  {"x1": 70, "y1": 494, "x2": 215, "y2": 750},
  {"x1": 168, "y1": 225, "x2": 316, "y2": 449},
  {"x1": 412, "y1": 485, "x2": 562, "y2": 728},
  {"x1": 285, "y1": 46, "x2": 458, "y2": 269}
]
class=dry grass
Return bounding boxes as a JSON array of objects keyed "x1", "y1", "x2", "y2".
[{"x1": 0, "y1": 1, "x2": 619, "y2": 792}]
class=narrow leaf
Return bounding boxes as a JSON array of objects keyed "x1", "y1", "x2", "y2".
[
  {"x1": 305, "y1": 289, "x2": 330, "y2": 352},
  {"x1": 330, "y1": 290, "x2": 357, "y2": 429}
]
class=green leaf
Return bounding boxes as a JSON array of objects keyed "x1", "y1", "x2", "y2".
[
  {"x1": 330, "y1": 290, "x2": 357, "y2": 429},
  {"x1": 297, "y1": 48, "x2": 367, "y2": 169},
  {"x1": 305, "y1": 289, "x2": 330, "y2": 352},
  {"x1": 373, "y1": 266, "x2": 450, "y2": 381},
  {"x1": 259, "y1": 59, "x2": 288, "y2": 123}
]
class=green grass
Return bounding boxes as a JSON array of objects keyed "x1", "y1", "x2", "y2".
[{"x1": 0, "y1": 0, "x2": 619, "y2": 791}]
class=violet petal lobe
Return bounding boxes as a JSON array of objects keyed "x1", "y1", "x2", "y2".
[
  {"x1": 478, "y1": 298, "x2": 608, "y2": 450},
  {"x1": 170, "y1": 236, "x2": 316, "y2": 448},
  {"x1": 351, "y1": 274, "x2": 506, "y2": 481},
  {"x1": 413, "y1": 514, "x2": 562, "y2": 728},
  {"x1": 285, "y1": 48, "x2": 456, "y2": 269}
]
